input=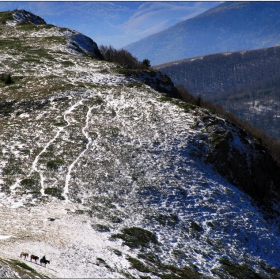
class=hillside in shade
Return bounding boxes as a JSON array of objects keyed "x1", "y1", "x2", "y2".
[
  {"x1": 155, "y1": 46, "x2": 280, "y2": 141},
  {"x1": 124, "y1": 1, "x2": 280, "y2": 66},
  {"x1": 1, "y1": 9, "x2": 280, "y2": 279}
]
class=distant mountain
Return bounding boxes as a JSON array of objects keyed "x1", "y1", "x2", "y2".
[
  {"x1": 1, "y1": 9, "x2": 280, "y2": 279},
  {"x1": 155, "y1": 45, "x2": 280, "y2": 141},
  {"x1": 155, "y1": 46, "x2": 280, "y2": 95},
  {"x1": 124, "y1": 1, "x2": 280, "y2": 65}
]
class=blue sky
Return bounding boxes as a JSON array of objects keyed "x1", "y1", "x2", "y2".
[{"x1": 0, "y1": 1, "x2": 220, "y2": 48}]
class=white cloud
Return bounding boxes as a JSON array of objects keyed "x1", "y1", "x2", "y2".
[
  {"x1": 0, "y1": 1, "x2": 220, "y2": 48},
  {"x1": 117, "y1": 2, "x2": 220, "y2": 47}
]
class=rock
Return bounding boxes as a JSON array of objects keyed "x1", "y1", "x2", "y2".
[{"x1": 13, "y1": 10, "x2": 46, "y2": 25}]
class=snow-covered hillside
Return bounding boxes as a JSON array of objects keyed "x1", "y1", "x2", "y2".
[{"x1": 0, "y1": 10, "x2": 280, "y2": 278}]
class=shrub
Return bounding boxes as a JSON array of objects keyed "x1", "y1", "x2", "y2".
[
  {"x1": 20, "y1": 178, "x2": 36, "y2": 187},
  {"x1": 138, "y1": 252, "x2": 160, "y2": 264},
  {"x1": 155, "y1": 213, "x2": 179, "y2": 227},
  {"x1": 196, "y1": 94, "x2": 202, "y2": 106},
  {"x1": 46, "y1": 158, "x2": 64, "y2": 170},
  {"x1": 219, "y1": 257, "x2": 262, "y2": 278},
  {"x1": 176, "y1": 85, "x2": 197, "y2": 105},
  {"x1": 112, "y1": 249, "x2": 122, "y2": 256},
  {"x1": 190, "y1": 221, "x2": 203, "y2": 232},
  {"x1": 13, "y1": 260, "x2": 36, "y2": 273},
  {"x1": 44, "y1": 187, "x2": 65, "y2": 200},
  {"x1": 1, "y1": 73, "x2": 13, "y2": 84},
  {"x1": 126, "y1": 256, "x2": 152, "y2": 273},
  {"x1": 92, "y1": 224, "x2": 110, "y2": 232},
  {"x1": 111, "y1": 227, "x2": 158, "y2": 248}
]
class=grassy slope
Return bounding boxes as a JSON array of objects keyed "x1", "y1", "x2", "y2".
[{"x1": 0, "y1": 13, "x2": 280, "y2": 278}]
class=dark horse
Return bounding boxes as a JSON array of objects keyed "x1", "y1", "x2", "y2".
[
  {"x1": 40, "y1": 255, "x2": 50, "y2": 267},
  {"x1": 30, "y1": 254, "x2": 39, "y2": 263}
]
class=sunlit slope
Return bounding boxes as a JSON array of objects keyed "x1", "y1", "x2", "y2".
[
  {"x1": 0, "y1": 10, "x2": 280, "y2": 279},
  {"x1": 125, "y1": 1, "x2": 280, "y2": 65}
]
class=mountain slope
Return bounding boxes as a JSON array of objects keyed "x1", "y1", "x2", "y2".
[
  {"x1": 124, "y1": 1, "x2": 280, "y2": 65},
  {"x1": 155, "y1": 46, "x2": 280, "y2": 141},
  {"x1": 1, "y1": 9, "x2": 280, "y2": 278}
]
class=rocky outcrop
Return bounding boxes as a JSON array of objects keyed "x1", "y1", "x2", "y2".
[
  {"x1": 66, "y1": 33, "x2": 103, "y2": 59},
  {"x1": 117, "y1": 69, "x2": 181, "y2": 98},
  {"x1": 0, "y1": 10, "x2": 103, "y2": 60},
  {"x1": 13, "y1": 10, "x2": 46, "y2": 25}
]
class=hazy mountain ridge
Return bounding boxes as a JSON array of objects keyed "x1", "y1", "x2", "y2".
[
  {"x1": 155, "y1": 46, "x2": 280, "y2": 95},
  {"x1": 1, "y1": 9, "x2": 280, "y2": 278},
  {"x1": 155, "y1": 46, "x2": 280, "y2": 141},
  {"x1": 124, "y1": 1, "x2": 280, "y2": 65}
]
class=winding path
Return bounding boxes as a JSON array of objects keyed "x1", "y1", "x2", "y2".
[{"x1": 63, "y1": 105, "x2": 93, "y2": 201}]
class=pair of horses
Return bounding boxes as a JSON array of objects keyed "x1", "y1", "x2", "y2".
[{"x1": 20, "y1": 252, "x2": 50, "y2": 267}]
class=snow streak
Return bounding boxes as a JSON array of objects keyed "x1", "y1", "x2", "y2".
[{"x1": 63, "y1": 103, "x2": 93, "y2": 201}]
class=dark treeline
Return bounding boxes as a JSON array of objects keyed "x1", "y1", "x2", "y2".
[
  {"x1": 177, "y1": 85, "x2": 280, "y2": 166},
  {"x1": 99, "y1": 45, "x2": 150, "y2": 70},
  {"x1": 210, "y1": 73, "x2": 280, "y2": 141}
]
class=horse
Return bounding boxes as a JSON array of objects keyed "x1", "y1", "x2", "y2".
[
  {"x1": 20, "y1": 252, "x2": 28, "y2": 259},
  {"x1": 40, "y1": 255, "x2": 50, "y2": 267},
  {"x1": 30, "y1": 254, "x2": 39, "y2": 263}
]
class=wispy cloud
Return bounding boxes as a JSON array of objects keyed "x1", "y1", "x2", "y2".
[
  {"x1": 118, "y1": 2, "x2": 220, "y2": 46},
  {"x1": 0, "y1": 2, "x2": 220, "y2": 48}
]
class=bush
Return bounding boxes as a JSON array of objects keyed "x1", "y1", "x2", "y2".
[
  {"x1": 92, "y1": 224, "x2": 110, "y2": 232},
  {"x1": 20, "y1": 178, "x2": 36, "y2": 187},
  {"x1": 1, "y1": 73, "x2": 13, "y2": 84},
  {"x1": 155, "y1": 213, "x2": 179, "y2": 227},
  {"x1": 190, "y1": 221, "x2": 203, "y2": 232},
  {"x1": 219, "y1": 257, "x2": 262, "y2": 278},
  {"x1": 13, "y1": 260, "x2": 36, "y2": 273},
  {"x1": 46, "y1": 159, "x2": 64, "y2": 170},
  {"x1": 111, "y1": 227, "x2": 158, "y2": 248},
  {"x1": 142, "y1": 59, "x2": 151, "y2": 68},
  {"x1": 126, "y1": 256, "x2": 152, "y2": 273},
  {"x1": 44, "y1": 187, "x2": 65, "y2": 200}
]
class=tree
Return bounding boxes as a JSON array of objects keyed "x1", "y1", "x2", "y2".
[
  {"x1": 99, "y1": 45, "x2": 150, "y2": 70},
  {"x1": 196, "y1": 94, "x2": 202, "y2": 106},
  {"x1": 141, "y1": 59, "x2": 151, "y2": 69},
  {"x1": 5, "y1": 73, "x2": 13, "y2": 84}
]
